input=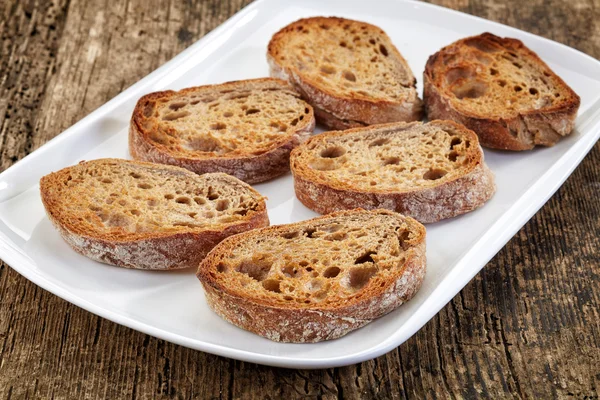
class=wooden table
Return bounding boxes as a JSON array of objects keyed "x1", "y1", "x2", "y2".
[{"x1": 1, "y1": 0, "x2": 598, "y2": 398}]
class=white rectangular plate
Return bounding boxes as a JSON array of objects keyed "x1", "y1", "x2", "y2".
[{"x1": 1, "y1": 0, "x2": 599, "y2": 369}]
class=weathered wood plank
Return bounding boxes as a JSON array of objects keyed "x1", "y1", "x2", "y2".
[{"x1": 0, "y1": 0, "x2": 598, "y2": 398}]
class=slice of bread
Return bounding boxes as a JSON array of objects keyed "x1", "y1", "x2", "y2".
[
  {"x1": 424, "y1": 33, "x2": 580, "y2": 151},
  {"x1": 40, "y1": 159, "x2": 269, "y2": 270},
  {"x1": 267, "y1": 17, "x2": 422, "y2": 130},
  {"x1": 129, "y1": 78, "x2": 315, "y2": 184},
  {"x1": 197, "y1": 209, "x2": 426, "y2": 343},
  {"x1": 290, "y1": 120, "x2": 495, "y2": 223}
]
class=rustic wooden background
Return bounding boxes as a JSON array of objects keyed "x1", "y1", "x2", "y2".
[{"x1": 1, "y1": 0, "x2": 598, "y2": 398}]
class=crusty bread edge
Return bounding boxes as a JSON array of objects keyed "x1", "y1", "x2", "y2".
[
  {"x1": 293, "y1": 161, "x2": 495, "y2": 224},
  {"x1": 43, "y1": 207, "x2": 269, "y2": 270},
  {"x1": 39, "y1": 162, "x2": 271, "y2": 270},
  {"x1": 197, "y1": 210, "x2": 426, "y2": 342},
  {"x1": 129, "y1": 79, "x2": 316, "y2": 184},
  {"x1": 423, "y1": 34, "x2": 580, "y2": 151}
]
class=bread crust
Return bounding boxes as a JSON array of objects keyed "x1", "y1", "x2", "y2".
[
  {"x1": 267, "y1": 17, "x2": 423, "y2": 129},
  {"x1": 423, "y1": 33, "x2": 580, "y2": 151},
  {"x1": 40, "y1": 160, "x2": 270, "y2": 270},
  {"x1": 129, "y1": 78, "x2": 315, "y2": 184},
  {"x1": 290, "y1": 121, "x2": 496, "y2": 224},
  {"x1": 197, "y1": 209, "x2": 426, "y2": 342}
]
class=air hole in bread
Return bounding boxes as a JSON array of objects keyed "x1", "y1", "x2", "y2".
[
  {"x1": 194, "y1": 197, "x2": 206, "y2": 205},
  {"x1": 343, "y1": 71, "x2": 356, "y2": 82},
  {"x1": 498, "y1": 80, "x2": 507, "y2": 87},
  {"x1": 398, "y1": 230, "x2": 411, "y2": 250},
  {"x1": 262, "y1": 279, "x2": 281, "y2": 293},
  {"x1": 355, "y1": 251, "x2": 376, "y2": 264},
  {"x1": 379, "y1": 44, "x2": 388, "y2": 56},
  {"x1": 143, "y1": 102, "x2": 154, "y2": 118},
  {"x1": 323, "y1": 267, "x2": 341, "y2": 278},
  {"x1": 217, "y1": 263, "x2": 227, "y2": 273},
  {"x1": 207, "y1": 187, "x2": 219, "y2": 200},
  {"x1": 209, "y1": 122, "x2": 226, "y2": 130},
  {"x1": 118, "y1": 200, "x2": 127, "y2": 206},
  {"x1": 188, "y1": 212, "x2": 197, "y2": 218},
  {"x1": 291, "y1": 118, "x2": 299, "y2": 126},
  {"x1": 452, "y1": 80, "x2": 487, "y2": 99},
  {"x1": 245, "y1": 108, "x2": 260, "y2": 115},
  {"x1": 162, "y1": 110, "x2": 190, "y2": 121},
  {"x1": 445, "y1": 66, "x2": 476, "y2": 85},
  {"x1": 529, "y1": 88, "x2": 538, "y2": 95},
  {"x1": 176, "y1": 196, "x2": 191, "y2": 205},
  {"x1": 101, "y1": 178, "x2": 112, "y2": 184},
  {"x1": 554, "y1": 92, "x2": 560, "y2": 97},
  {"x1": 490, "y1": 68, "x2": 498, "y2": 76},
  {"x1": 164, "y1": 194, "x2": 174, "y2": 200},
  {"x1": 237, "y1": 259, "x2": 271, "y2": 281},
  {"x1": 216, "y1": 199, "x2": 230, "y2": 211},
  {"x1": 169, "y1": 102, "x2": 187, "y2": 111},
  {"x1": 448, "y1": 151, "x2": 459, "y2": 162},
  {"x1": 129, "y1": 172, "x2": 141, "y2": 179},
  {"x1": 514, "y1": 85, "x2": 523, "y2": 92},
  {"x1": 348, "y1": 266, "x2": 377, "y2": 290},
  {"x1": 304, "y1": 228, "x2": 317, "y2": 238},
  {"x1": 320, "y1": 65, "x2": 336, "y2": 74},
  {"x1": 512, "y1": 62, "x2": 522, "y2": 69},
  {"x1": 223, "y1": 111, "x2": 233, "y2": 117},
  {"x1": 319, "y1": 24, "x2": 330, "y2": 30},
  {"x1": 369, "y1": 38, "x2": 376, "y2": 45},
  {"x1": 138, "y1": 183, "x2": 152, "y2": 189},
  {"x1": 282, "y1": 264, "x2": 301, "y2": 278},
  {"x1": 320, "y1": 146, "x2": 346, "y2": 158},
  {"x1": 281, "y1": 231, "x2": 300, "y2": 240},
  {"x1": 339, "y1": 41, "x2": 347, "y2": 47},
  {"x1": 423, "y1": 168, "x2": 447, "y2": 181},
  {"x1": 369, "y1": 137, "x2": 390, "y2": 147},
  {"x1": 130, "y1": 209, "x2": 141, "y2": 216}
]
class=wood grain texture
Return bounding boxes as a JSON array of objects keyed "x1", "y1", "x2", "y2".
[{"x1": 0, "y1": 0, "x2": 598, "y2": 398}]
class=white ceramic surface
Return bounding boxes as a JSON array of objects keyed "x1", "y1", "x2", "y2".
[{"x1": 1, "y1": 0, "x2": 599, "y2": 369}]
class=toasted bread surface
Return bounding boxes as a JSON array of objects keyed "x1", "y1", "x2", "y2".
[
  {"x1": 290, "y1": 120, "x2": 495, "y2": 223},
  {"x1": 129, "y1": 78, "x2": 315, "y2": 183},
  {"x1": 197, "y1": 209, "x2": 426, "y2": 342},
  {"x1": 40, "y1": 159, "x2": 269, "y2": 270},
  {"x1": 267, "y1": 17, "x2": 422, "y2": 128},
  {"x1": 424, "y1": 33, "x2": 580, "y2": 150}
]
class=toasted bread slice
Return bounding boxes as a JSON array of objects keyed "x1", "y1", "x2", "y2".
[
  {"x1": 290, "y1": 120, "x2": 495, "y2": 223},
  {"x1": 40, "y1": 159, "x2": 269, "y2": 270},
  {"x1": 267, "y1": 17, "x2": 422, "y2": 130},
  {"x1": 197, "y1": 209, "x2": 426, "y2": 343},
  {"x1": 129, "y1": 78, "x2": 315, "y2": 184},
  {"x1": 424, "y1": 33, "x2": 580, "y2": 150}
]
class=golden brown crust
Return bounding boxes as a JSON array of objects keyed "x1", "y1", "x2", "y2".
[
  {"x1": 40, "y1": 159, "x2": 269, "y2": 270},
  {"x1": 267, "y1": 17, "x2": 423, "y2": 129},
  {"x1": 197, "y1": 209, "x2": 426, "y2": 342},
  {"x1": 129, "y1": 78, "x2": 315, "y2": 184},
  {"x1": 423, "y1": 33, "x2": 580, "y2": 151},
  {"x1": 290, "y1": 120, "x2": 496, "y2": 223}
]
